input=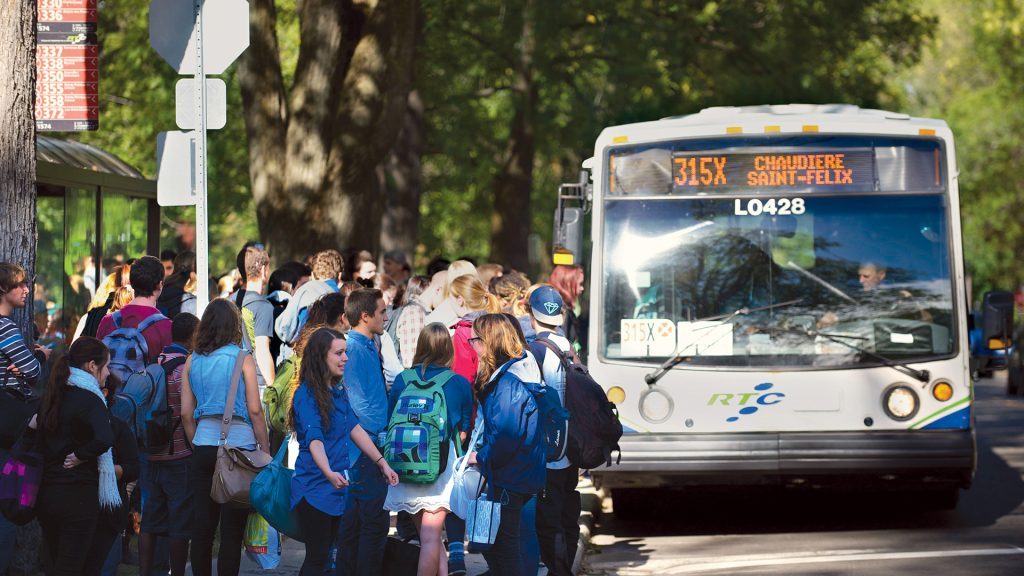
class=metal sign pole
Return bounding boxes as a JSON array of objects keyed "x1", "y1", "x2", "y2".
[{"x1": 192, "y1": 0, "x2": 209, "y2": 316}]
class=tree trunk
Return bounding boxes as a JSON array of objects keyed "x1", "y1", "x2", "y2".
[
  {"x1": 236, "y1": 0, "x2": 288, "y2": 261},
  {"x1": 0, "y1": 4, "x2": 41, "y2": 575},
  {"x1": 325, "y1": 0, "x2": 419, "y2": 257},
  {"x1": 490, "y1": 0, "x2": 537, "y2": 272},
  {"x1": 239, "y1": 0, "x2": 418, "y2": 263},
  {"x1": 0, "y1": 0, "x2": 38, "y2": 337},
  {"x1": 379, "y1": 89, "x2": 424, "y2": 266}
]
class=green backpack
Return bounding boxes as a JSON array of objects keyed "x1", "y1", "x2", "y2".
[
  {"x1": 384, "y1": 369, "x2": 455, "y2": 484},
  {"x1": 264, "y1": 355, "x2": 299, "y2": 435}
]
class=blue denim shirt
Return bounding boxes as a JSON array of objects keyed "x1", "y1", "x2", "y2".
[
  {"x1": 189, "y1": 344, "x2": 249, "y2": 423},
  {"x1": 290, "y1": 381, "x2": 358, "y2": 516},
  {"x1": 343, "y1": 330, "x2": 387, "y2": 465}
]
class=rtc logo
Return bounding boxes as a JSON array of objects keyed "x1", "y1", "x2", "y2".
[{"x1": 707, "y1": 382, "x2": 785, "y2": 422}]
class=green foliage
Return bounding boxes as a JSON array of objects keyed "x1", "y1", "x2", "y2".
[
  {"x1": 417, "y1": 0, "x2": 936, "y2": 275},
  {"x1": 75, "y1": 0, "x2": 257, "y2": 277},
  {"x1": 903, "y1": 0, "x2": 1024, "y2": 297}
]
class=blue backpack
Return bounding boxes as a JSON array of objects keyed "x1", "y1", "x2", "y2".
[
  {"x1": 111, "y1": 352, "x2": 186, "y2": 451},
  {"x1": 102, "y1": 311, "x2": 168, "y2": 382}
]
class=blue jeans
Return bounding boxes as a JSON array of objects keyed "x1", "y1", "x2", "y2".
[
  {"x1": 335, "y1": 454, "x2": 389, "y2": 576},
  {"x1": 481, "y1": 490, "x2": 531, "y2": 576}
]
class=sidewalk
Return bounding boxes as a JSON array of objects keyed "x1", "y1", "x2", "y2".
[{"x1": 232, "y1": 480, "x2": 605, "y2": 575}]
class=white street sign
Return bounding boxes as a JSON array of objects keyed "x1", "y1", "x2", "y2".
[
  {"x1": 176, "y1": 78, "x2": 226, "y2": 129},
  {"x1": 156, "y1": 131, "x2": 197, "y2": 206},
  {"x1": 149, "y1": 0, "x2": 250, "y2": 75}
]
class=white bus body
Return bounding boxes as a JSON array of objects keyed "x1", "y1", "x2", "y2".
[{"x1": 581, "y1": 105, "x2": 973, "y2": 496}]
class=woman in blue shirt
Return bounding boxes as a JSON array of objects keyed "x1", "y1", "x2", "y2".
[
  {"x1": 289, "y1": 327, "x2": 398, "y2": 575},
  {"x1": 384, "y1": 322, "x2": 473, "y2": 576},
  {"x1": 181, "y1": 299, "x2": 271, "y2": 576}
]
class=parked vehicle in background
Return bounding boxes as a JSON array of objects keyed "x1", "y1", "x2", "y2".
[{"x1": 969, "y1": 290, "x2": 1014, "y2": 380}]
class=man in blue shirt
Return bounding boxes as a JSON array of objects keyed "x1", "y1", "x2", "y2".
[{"x1": 336, "y1": 289, "x2": 390, "y2": 576}]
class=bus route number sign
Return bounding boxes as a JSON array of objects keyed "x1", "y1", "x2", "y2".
[{"x1": 671, "y1": 150, "x2": 874, "y2": 192}]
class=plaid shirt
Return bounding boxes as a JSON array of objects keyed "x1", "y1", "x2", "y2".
[{"x1": 395, "y1": 301, "x2": 427, "y2": 368}]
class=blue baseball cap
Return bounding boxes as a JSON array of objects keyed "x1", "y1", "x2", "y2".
[{"x1": 529, "y1": 285, "x2": 564, "y2": 326}]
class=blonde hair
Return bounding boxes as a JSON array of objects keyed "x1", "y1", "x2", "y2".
[
  {"x1": 412, "y1": 323, "x2": 454, "y2": 368},
  {"x1": 450, "y1": 275, "x2": 500, "y2": 314},
  {"x1": 444, "y1": 260, "x2": 477, "y2": 297},
  {"x1": 88, "y1": 271, "x2": 119, "y2": 311},
  {"x1": 491, "y1": 272, "x2": 530, "y2": 316},
  {"x1": 472, "y1": 313, "x2": 525, "y2": 392}
]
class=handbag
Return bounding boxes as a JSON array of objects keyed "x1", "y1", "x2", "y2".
[
  {"x1": 250, "y1": 435, "x2": 304, "y2": 541},
  {"x1": 0, "y1": 373, "x2": 40, "y2": 450},
  {"x1": 210, "y1": 350, "x2": 272, "y2": 507},
  {"x1": 449, "y1": 424, "x2": 485, "y2": 519},
  {"x1": 465, "y1": 483, "x2": 502, "y2": 552},
  {"x1": 0, "y1": 426, "x2": 42, "y2": 525}
]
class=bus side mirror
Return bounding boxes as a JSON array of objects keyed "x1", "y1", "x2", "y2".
[
  {"x1": 552, "y1": 169, "x2": 590, "y2": 266},
  {"x1": 982, "y1": 289, "x2": 1014, "y2": 349},
  {"x1": 553, "y1": 206, "x2": 583, "y2": 265}
]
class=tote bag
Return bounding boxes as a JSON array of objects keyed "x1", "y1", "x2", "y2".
[
  {"x1": 449, "y1": 424, "x2": 485, "y2": 519},
  {"x1": 465, "y1": 486, "x2": 502, "y2": 552},
  {"x1": 250, "y1": 435, "x2": 303, "y2": 541}
]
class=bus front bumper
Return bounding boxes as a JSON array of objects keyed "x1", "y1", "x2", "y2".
[{"x1": 593, "y1": 430, "x2": 975, "y2": 489}]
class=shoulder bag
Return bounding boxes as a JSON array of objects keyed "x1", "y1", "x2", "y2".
[{"x1": 210, "y1": 350, "x2": 272, "y2": 507}]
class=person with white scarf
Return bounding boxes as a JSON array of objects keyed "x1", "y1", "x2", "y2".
[{"x1": 34, "y1": 336, "x2": 117, "y2": 576}]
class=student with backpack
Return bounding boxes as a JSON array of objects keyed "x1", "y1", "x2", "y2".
[
  {"x1": 384, "y1": 323, "x2": 473, "y2": 576},
  {"x1": 465, "y1": 314, "x2": 547, "y2": 576},
  {"x1": 275, "y1": 250, "x2": 345, "y2": 354},
  {"x1": 96, "y1": 255, "x2": 173, "y2": 383},
  {"x1": 527, "y1": 287, "x2": 581, "y2": 576},
  {"x1": 137, "y1": 312, "x2": 199, "y2": 576},
  {"x1": 290, "y1": 327, "x2": 398, "y2": 575},
  {"x1": 232, "y1": 243, "x2": 276, "y2": 393}
]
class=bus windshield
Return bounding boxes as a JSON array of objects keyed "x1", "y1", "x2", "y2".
[{"x1": 601, "y1": 194, "x2": 955, "y2": 368}]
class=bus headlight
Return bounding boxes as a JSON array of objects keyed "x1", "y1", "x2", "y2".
[
  {"x1": 639, "y1": 386, "x2": 674, "y2": 424},
  {"x1": 932, "y1": 381, "x2": 953, "y2": 402},
  {"x1": 607, "y1": 386, "x2": 626, "y2": 404},
  {"x1": 883, "y1": 385, "x2": 919, "y2": 421}
]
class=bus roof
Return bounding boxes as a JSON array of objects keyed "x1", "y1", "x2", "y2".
[{"x1": 597, "y1": 104, "x2": 950, "y2": 147}]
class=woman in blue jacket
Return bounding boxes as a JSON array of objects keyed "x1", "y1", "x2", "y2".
[
  {"x1": 466, "y1": 313, "x2": 546, "y2": 576},
  {"x1": 289, "y1": 327, "x2": 398, "y2": 575}
]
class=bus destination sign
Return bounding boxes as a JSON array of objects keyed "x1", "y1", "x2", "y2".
[
  {"x1": 671, "y1": 150, "x2": 875, "y2": 192},
  {"x1": 36, "y1": 0, "x2": 99, "y2": 132}
]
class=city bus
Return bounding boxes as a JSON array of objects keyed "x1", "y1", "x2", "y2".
[{"x1": 553, "y1": 104, "x2": 975, "y2": 509}]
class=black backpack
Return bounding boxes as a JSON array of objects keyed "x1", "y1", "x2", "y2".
[{"x1": 534, "y1": 337, "x2": 622, "y2": 469}]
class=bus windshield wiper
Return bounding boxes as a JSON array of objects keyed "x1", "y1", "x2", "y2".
[
  {"x1": 811, "y1": 329, "x2": 930, "y2": 383},
  {"x1": 643, "y1": 299, "x2": 803, "y2": 386}
]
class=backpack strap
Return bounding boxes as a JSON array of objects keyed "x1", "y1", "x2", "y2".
[
  {"x1": 535, "y1": 336, "x2": 571, "y2": 369},
  {"x1": 137, "y1": 312, "x2": 169, "y2": 334},
  {"x1": 111, "y1": 310, "x2": 123, "y2": 329}
]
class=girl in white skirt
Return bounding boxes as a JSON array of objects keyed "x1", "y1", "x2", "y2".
[{"x1": 384, "y1": 323, "x2": 475, "y2": 576}]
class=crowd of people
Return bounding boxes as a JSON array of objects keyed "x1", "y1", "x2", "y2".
[{"x1": 0, "y1": 246, "x2": 589, "y2": 576}]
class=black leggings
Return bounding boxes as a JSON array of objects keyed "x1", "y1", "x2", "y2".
[
  {"x1": 296, "y1": 498, "x2": 341, "y2": 575},
  {"x1": 37, "y1": 482, "x2": 100, "y2": 576},
  {"x1": 189, "y1": 446, "x2": 249, "y2": 576}
]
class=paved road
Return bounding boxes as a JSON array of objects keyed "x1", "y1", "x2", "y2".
[{"x1": 585, "y1": 374, "x2": 1024, "y2": 575}]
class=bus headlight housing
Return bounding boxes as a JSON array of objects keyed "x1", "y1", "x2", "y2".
[
  {"x1": 932, "y1": 381, "x2": 954, "y2": 402},
  {"x1": 607, "y1": 386, "x2": 626, "y2": 405},
  {"x1": 883, "y1": 385, "x2": 919, "y2": 421}
]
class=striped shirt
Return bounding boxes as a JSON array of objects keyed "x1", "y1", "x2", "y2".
[
  {"x1": 147, "y1": 346, "x2": 193, "y2": 461},
  {"x1": 0, "y1": 315, "x2": 41, "y2": 386}
]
